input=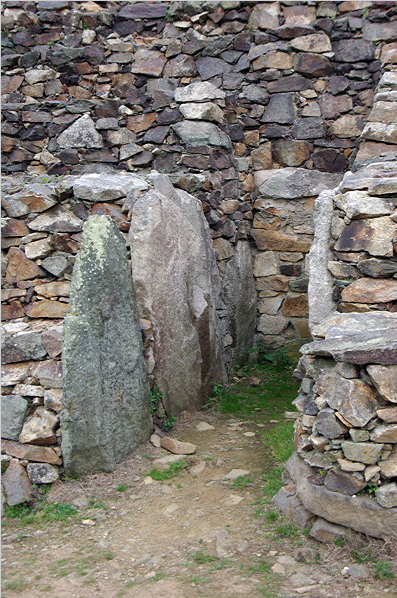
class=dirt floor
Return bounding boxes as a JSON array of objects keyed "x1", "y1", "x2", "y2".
[{"x1": 2, "y1": 410, "x2": 397, "y2": 598}]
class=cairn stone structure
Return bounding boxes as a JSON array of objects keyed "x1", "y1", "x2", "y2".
[
  {"x1": 1, "y1": 1, "x2": 397, "y2": 506},
  {"x1": 275, "y1": 63, "x2": 397, "y2": 540}
]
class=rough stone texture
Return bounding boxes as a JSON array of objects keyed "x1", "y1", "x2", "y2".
[
  {"x1": 172, "y1": 121, "x2": 231, "y2": 149},
  {"x1": 57, "y1": 115, "x2": 103, "y2": 149},
  {"x1": 367, "y1": 365, "x2": 397, "y2": 403},
  {"x1": 341, "y1": 278, "x2": 397, "y2": 304},
  {"x1": 61, "y1": 216, "x2": 152, "y2": 475},
  {"x1": 314, "y1": 373, "x2": 379, "y2": 427},
  {"x1": 129, "y1": 178, "x2": 225, "y2": 415},
  {"x1": 254, "y1": 169, "x2": 342, "y2": 199},
  {"x1": 341, "y1": 441, "x2": 384, "y2": 465},
  {"x1": 73, "y1": 173, "x2": 148, "y2": 201},
  {"x1": 2, "y1": 459, "x2": 32, "y2": 506},
  {"x1": 19, "y1": 407, "x2": 58, "y2": 445},
  {"x1": 222, "y1": 241, "x2": 257, "y2": 364},
  {"x1": 286, "y1": 454, "x2": 397, "y2": 538},
  {"x1": 1, "y1": 440, "x2": 61, "y2": 465},
  {"x1": 308, "y1": 190, "x2": 337, "y2": 331},
  {"x1": 1, "y1": 395, "x2": 28, "y2": 441},
  {"x1": 26, "y1": 462, "x2": 59, "y2": 484}
]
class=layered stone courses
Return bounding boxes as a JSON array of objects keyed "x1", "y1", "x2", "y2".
[
  {"x1": 2, "y1": 0, "x2": 396, "y2": 353},
  {"x1": 276, "y1": 46, "x2": 397, "y2": 538}
]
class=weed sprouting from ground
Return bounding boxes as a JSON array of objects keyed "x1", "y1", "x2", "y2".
[
  {"x1": 146, "y1": 459, "x2": 188, "y2": 481},
  {"x1": 231, "y1": 475, "x2": 253, "y2": 489}
]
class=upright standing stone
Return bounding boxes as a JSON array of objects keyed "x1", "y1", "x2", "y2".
[
  {"x1": 222, "y1": 241, "x2": 257, "y2": 363},
  {"x1": 129, "y1": 175, "x2": 225, "y2": 415},
  {"x1": 61, "y1": 216, "x2": 151, "y2": 475},
  {"x1": 308, "y1": 190, "x2": 337, "y2": 330}
]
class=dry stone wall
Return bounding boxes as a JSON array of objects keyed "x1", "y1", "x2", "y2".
[
  {"x1": 274, "y1": 53, "x2": 397, "y2": 539},
  {"x1": 2, "y1": 0, "x2": 396, "y2": 349}
]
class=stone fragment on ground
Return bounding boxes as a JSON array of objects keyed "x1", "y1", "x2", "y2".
[{"x1": 160, "y1": 437, "x2": 197, "y2": 455}]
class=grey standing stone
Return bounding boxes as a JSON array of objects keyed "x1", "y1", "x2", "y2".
[
  {"x1": 129, "y1": 176, "x2": 225, "y2": 416},
  {"x1": 61, "y1": 216, "x2": 151, "y2": 475},
  {"x1": 308, "y1": 189, "x2": 337, "y2": 331},
  {"x1": 222, "y1": 241, "x2": 257, "y2": 364},
  {"x1": 1, "y1": 395, "x2": 28, "y2": 441}
]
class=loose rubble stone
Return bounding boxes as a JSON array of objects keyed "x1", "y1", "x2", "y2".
[
  {"x1": 160, "y1": 438, "x2": 197, "y2": 455},
  {"x1": 254, "y1": 168, "x2": 342, "y2": 199},
  {"x1": 341, "y1": 278, "x2": 397, "y2": 304},
  {"x1": 174, "y1": 82, "x2": 225, "y2": 103},
  {"x1": 5, "y1": 247, "x2": 43, "y2": 282},
  {"x1": 73, "y1": 173, "x2": 147, "y2": 201},
  {"x1": 310, "y1": 517, "x2": 348, "y2": 543},
  {"x1": 19, "y1": 407, "x2": 59, "y2": 445}
]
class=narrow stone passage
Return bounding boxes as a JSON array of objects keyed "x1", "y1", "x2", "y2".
[{"x1": 2, "y1": 409, "x2": 395, "y2": 598}]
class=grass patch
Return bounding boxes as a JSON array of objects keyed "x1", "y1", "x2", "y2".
[
  {"x1": 263, "y1": 420, "x2": 295, "y2": 463},
  {"x1": 274, "y1": 523, "x2": 299, "y2": 538},
  {"x1": 374, "y1": 560, "x2": 395, "y2": 579},
  {"x1": 191, "y1": 551, "x2": 219, "y2": 565},
  {"x1": 116, "y1": 484, "x2": 128, "y2": 492},
  {"x1": 4, "y1": 501, "x2": 77, "y2": 527},
  {"x1": 231, "y1": 475, "x2": 253, "y2": 489},
  {"x1": 2, "y1": 579, "x2": 28, "y2": 592},
  {"x1": 210, "y1": 361, "x2": 299, "y2": 421},
  {"x1": 147, "y1": 459, "x2": 187, "y2": 481},
  {"x1": 262, "y1": 466, "x2": 284, "y2": 498}
]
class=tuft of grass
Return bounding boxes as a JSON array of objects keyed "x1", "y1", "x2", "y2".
[
  {"x1": 265, "y1": 510, "x2": 279, "y2": 522},
  {"x1": 116, "y1": 484, "x2": 128, "y2": 492},
  {"x1": 210, "y1": 362, "x2": 299, "y2": 421},
  {"x1": 191, "y1": 551, "x2": 218, "y2": 565},
  {"x1": 274, "y1": 523, "x2": 299, "y2": 538},
  {"x1": 373, "y1": 560, "x2": 395, "y2": 579},
  {"x1": 2, "y1": 579, "x2": 28, "y2": 592},
  {"x1": 263, "y1": 420, "x2": 295, "y2": 463},
  {"x1": 231, "y1": 475, "x2": 253, "y2": 489},
  {"x1": 147, "y1": 459, "x2": 187, "y2": 481},
  {"x1": 4, "y1": 501, "x2": 77, "y2": 526},
  {"x1": 262, "y1": 466, "x2": 284, "y2": 498}
]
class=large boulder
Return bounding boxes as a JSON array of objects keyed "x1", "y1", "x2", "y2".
[
  {"x1": 61, "y1": 216, "x2": 151, "y2": 475},
  {"x1": 129, "y1": 175, "x2": 225, "y2": 415}
]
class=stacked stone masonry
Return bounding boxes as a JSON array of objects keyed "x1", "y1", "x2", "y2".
[
  {"x1": 2, "y1": 0, "x2": 397, "y2": 351},
  {"x1": 274, "y1": 39, "x2": 397, "y2": 539},
  {"x1": 1, "y1": 1, "x2": 397, "y2": 506}
]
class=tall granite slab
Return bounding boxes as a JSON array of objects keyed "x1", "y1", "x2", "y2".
[
  {"x1": 222, "y1": 241, "x2": 257, "y2": 364},
  {"x1": 308, "y1": 190, "x2": 337, "y2": 330},
  {"x1": 129, "y1": 176, "x2": 225, "y2": 416},
  {"x1": 61, "y1": 216, "x2": 151, "y2": 475}
]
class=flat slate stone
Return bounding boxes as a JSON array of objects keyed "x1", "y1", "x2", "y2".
[{"x1": 254, "y1": 168, "x2": 342, "y2": 199}]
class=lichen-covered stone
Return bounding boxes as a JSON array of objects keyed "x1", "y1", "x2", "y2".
[{"x1": 61, "y1": 216, "x2": 152, "y2": 475}]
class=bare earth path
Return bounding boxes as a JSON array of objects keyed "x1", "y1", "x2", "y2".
[{"x1": 2, "y1": 411, "x2": 396, "y2": 598}]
